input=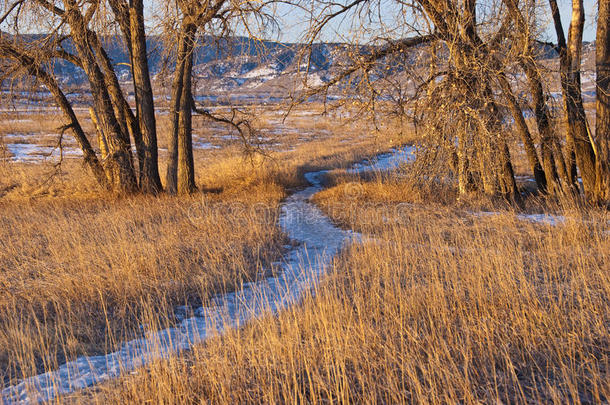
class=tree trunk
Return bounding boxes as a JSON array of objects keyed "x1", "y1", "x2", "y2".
[
  {"x1": 41, "y1": 72, "x2": 106, "y2": 187},
  {"x1": 595, "y1": 0, "x2": 610, "y2": 202},
  {"x1": 63, "y1": 4, "x2": 137, "y2": 192},
  {"x1": 166, "y1": 29, "x2": 190, "y2": 194},
  {"x1": 45, "y1": 82, "x2": 107, "y2": 188},
  {"x1": 495, "y1": 72, "x2": 548, "y2": 192},
  {"x1": 549, "y1": 0, "x2": 597, "y2": 196},
  {"x1": 457, "y1": 133, "x2": 473, "y2": 195},
  {"x1": 520, "y1": 59, "x2": 563, "y2": 194},
  {"x1": 502, "y1": 0, "x2": 566, "y2": 194},
  {"x1": 499, "y1": 140, "x2": 521, "y2": 205},
  {"x1": 0, "y1": 39, "x2": 107, "y2": 187},
  {"x1": 177, "y1": 27, "x2": 197, "y2": 194},
  {"x1": 454, "y1": 0, "x2": 547, "y2": 193},
  {"x1": 129, "y1": 0, "x2": 162, "y2": 193}
]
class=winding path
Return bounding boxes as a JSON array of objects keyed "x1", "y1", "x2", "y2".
[
  {"x1": 6, "y1": 144, "x2": 591, "y2": 404},
  {"x1": 1, "y1": 147, "x2": 414, "y2": 404}
]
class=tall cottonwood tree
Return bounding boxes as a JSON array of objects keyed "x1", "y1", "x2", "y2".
[
  {"x1": 548, "y1": 0, "x2": 596, "y2": 196},
  {"x1": 163, "y1": 0, "x2": 272, "y2": 194},
  {"x1": 108, "y1": 0, "x2": 163, "y2": 193}
]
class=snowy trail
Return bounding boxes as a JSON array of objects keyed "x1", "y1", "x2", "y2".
[
  {"x1": 1, "y1": 146, "x2": 414, "y2": 404},
  {"x1": 5, "y1": 144, "x2": 602, "y2": 404}
]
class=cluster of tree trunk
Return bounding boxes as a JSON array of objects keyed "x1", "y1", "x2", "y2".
[
  {"x1": 302, "y1": 0, "x2": 609, "y2": 204},
  {"x1": 0, "y1": 0, "x2": 258, "y2": 194}
]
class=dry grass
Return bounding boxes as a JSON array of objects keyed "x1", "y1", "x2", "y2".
[
  {"x1": 3, "y1": 105, "x2": 607, "y2": 403},
  {"x1": 0, "y1": 107, "x2": 408, "y2": 391},
  {"x1": 61, "y1": 168, "x2": 609, "y2": 404},
  {"x1": 0, "y1": 171, "x2": 287, "y2": 385}
]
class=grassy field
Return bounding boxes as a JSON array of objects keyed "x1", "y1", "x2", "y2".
[
  {"x1": 71, "y1": 170, "x2": 609, "y2": 404},
  {"x1": 1, "y1": 106, "x2": 609, "y2": 403},
  {"x1": 0, "y1": 106, "x2": 407, "y2": 390}
]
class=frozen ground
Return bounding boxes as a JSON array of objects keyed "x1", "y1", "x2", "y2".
[
  {"x1": 348, "y1": 145, "x2": 416, "y2": 173},
  {"x1": 3, "y1": 143, "x2": 83, "y2": 162}
]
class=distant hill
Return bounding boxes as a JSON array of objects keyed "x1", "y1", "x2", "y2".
[{"x1": 1, "y1": 33, "x2": 598, "y2": 103}]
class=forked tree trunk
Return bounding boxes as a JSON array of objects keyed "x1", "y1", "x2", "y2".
[
  {"x1": 167, "y1": 26, "x2": 190, "y2": 194},
  {"x1": 62, "y1": 3, "x2": 137, "y2": 192},
  {"x1": 502, "y1": 0, "x2": 566, "y2": 194},
  {"x1": 520, "y1": 59, "x2": 563, "y2": 194},
  {"x1": 177, "y1": 28, "x2": 197, "y2": 194},
  {"x1": 100, "y1": 0, "x2": 163, "y2": 193},
  {"x1": 166, "y1": 23, "x2": 198, "y2": 194},
  {"x1": 595, "y1": 0, "x2": 610, "y2": 202},
  {"x1": 457, "y1": 0, "x2": 547, "y2": 194},
  {"x1": 549, "y1": 0, "x2": 597, "y2": 196},
  {"x1": 495, "y1": 72, "x2": 548, "y2": 192}
]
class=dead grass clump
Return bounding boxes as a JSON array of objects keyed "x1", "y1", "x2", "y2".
[{"x1": 0, "y1": 121, "x2": 411, "y2": 391}]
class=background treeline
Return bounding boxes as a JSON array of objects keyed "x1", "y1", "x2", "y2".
[{"x1": 0, "y1": 0, "x2": 608, "y2": 204}]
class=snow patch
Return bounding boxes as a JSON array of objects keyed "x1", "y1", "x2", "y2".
[
  {"x1": 242, "y1": 67, "x2": 277, "y2": 79},
  {"x1": 3, "y1": 143, "x2": 82, "y2": 162}
]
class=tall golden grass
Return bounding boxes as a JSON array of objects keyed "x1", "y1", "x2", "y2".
[
  {"x1": 0, "y1": 110, "x2": 406, "y2": 393},
  {"x1": 63, "y1": 167, "x2": 608, "y2": 404},
  {"x1": 3, "y1": 107, "x2": 607, "y2": 403}
]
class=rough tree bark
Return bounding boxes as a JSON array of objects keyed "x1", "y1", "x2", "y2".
[
  {"x1": 502, "y1": 0, "x2": 565, "y2": 194},
  {"x1": 595, "y1": 0, "x2": 610, "y2": 202},
  {"x1": 177, "y1": 25, "x2": 198, "y2": 194},
  {"x1": 166, "y1": 24, "x2": 199, "y2": 194},
  {"x1": 549, "y1": 0, "x2": 597, "y2": 196},
  {"x1": 128, "y1": 0, "x2": 163, "y2": 193},
  {"x1": 47, "y1": 0, "x2": 138, "y2": 191},
  {"x1": 520, "y1": 59, "x2": 564, "y2": 194},
  {"x1": 495, "y1": 72, "x2": 548, "y2": 192},
  {"x1": 416, "y1": 0, "x2": 524, "y2": 200}
]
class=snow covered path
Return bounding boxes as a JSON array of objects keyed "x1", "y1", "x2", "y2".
[
  {"x1": 5, "y1": 144, "x2": 602, "y2": 404},
  {"x1": 0, "y1": 146, "x2": 414, "y2": 404}
]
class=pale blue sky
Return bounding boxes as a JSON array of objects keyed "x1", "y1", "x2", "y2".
[
  {"x1": 556, "y1": 0, "x2": 598, "y2": 41},
  {"x1": 271, "y1": 0, "x2": 599, "y2": 43},
  {"x1": 1, "y1": 0, "x2": 599, "y2": 43}
]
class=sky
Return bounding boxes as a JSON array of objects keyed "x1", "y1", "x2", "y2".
[
  {"x1": 556, "y1": 0, "x2": 598, "y2": 41},
  {"x1": 271, "y1": 0, "x2": 599, "y2": 43},
  {"x1": 1, "y1": 0, "x2": 600, "y2": 44}
]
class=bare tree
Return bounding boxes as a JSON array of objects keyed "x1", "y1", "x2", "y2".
[
  {"x1": 163, "y1": 0, "x2": 273, "y2": 194},
  {"x1": 0, "y1": 36, "x2": 108, "y2": 186},
  {"x1": 107, "y1": 0, "x2": 163, "y2": 193},
  {"x1": 293, "y1": 0, "x2": 609, "y2": 204},
  {"x1": 548, "y1": 0, "x2": 596, "y2": 195}
]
